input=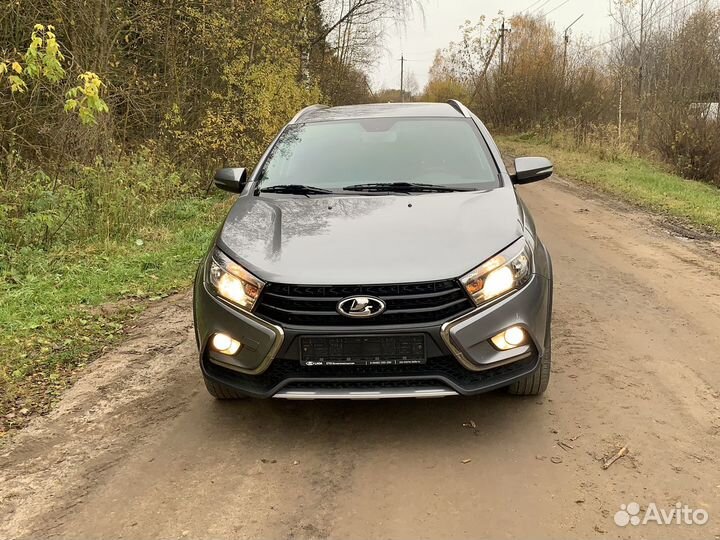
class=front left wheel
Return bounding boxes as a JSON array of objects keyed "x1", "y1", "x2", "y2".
[{"x1": 507, "y1": 336, "x2": 551, "y2": 396}]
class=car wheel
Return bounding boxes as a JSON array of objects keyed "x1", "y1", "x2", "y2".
[
  {"x1": 507, "y1": 336, "x2": 551, "y2": 396},
  {"x1": 203, "y1": 377, "x2": 248, "y2": 400}
]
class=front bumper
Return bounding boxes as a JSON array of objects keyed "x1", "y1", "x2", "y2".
[{"x1": 194, "y1": 271, "x2": 552, "y2": 398}]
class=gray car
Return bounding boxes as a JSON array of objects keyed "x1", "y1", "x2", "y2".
[{"x1": 193, "y1": 100, "x2": 553, "y2": 400}]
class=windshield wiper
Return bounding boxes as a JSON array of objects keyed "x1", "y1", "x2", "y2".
[
  {"x1": 342, "y1": 182, "x2": 471, "y2": 193},
  {"x1": 259, "y1": 184, "x2": 333, "y2": 195}
]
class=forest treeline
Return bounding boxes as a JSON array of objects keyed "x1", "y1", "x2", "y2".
[
  {"x1": 0, "y1": 0, "x2": 417, "y2": 255},
  {"x1": 423, "y1": 3, "x2": 720, "y2": 187}
]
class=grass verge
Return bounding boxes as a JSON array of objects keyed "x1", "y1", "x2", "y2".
[
  {"x1": 0, "y1": 196, "x2": 230, "y2": 434},
  {"x1": 498, "y1": 133, "x2": 720, "y2": 235}
]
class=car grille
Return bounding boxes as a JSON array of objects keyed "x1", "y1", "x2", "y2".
[{"x1": 255, "y1": 280, "x2": 475, "y2": 326}]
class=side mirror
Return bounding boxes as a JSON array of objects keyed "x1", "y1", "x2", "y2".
[
  {"x1": 214, "y1": 167, "x2": 247, "y2": 193},
  {"x1": 512, "y1": 157, "x2": 553, "y2": 185}
]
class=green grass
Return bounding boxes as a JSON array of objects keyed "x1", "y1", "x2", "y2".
[
  {"x1": 498, "y1": 134, "x2": 720, "y2": 235},
  {"x1": 0, "y1": 196, "x2": 230, "y2": 431}
]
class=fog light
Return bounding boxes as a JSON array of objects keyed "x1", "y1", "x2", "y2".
[
  {"x1": 211, "y1": 333, "x2": 242, "y2": 355},
  {"x1": 491, "y1": 326, "x2": 527, "y2": 351}
]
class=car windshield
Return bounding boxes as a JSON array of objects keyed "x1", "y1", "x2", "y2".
[{"x1": 256, "y1": 118, "x2": 500, "y2": 191}]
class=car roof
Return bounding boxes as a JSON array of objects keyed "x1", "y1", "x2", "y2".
[{"x1": 296, "y1": 102, "x2": 466, "y2": 124}]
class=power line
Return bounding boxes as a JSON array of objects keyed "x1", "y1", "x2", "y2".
[
  {"x1": 599, "y1": 0, "x2": 676, "y2": 52},
  {"x1": 530, "y1": 0, "x2": 553, "y2": 15},
  {"x1": 523, "y1": 0, "x2": 546, "y2": 13},
  {"x1": 543, "y1": 0, "x2": 572, "y2": 17},
  {"x1": 642, "y1": 0, "x2": 693, "y2": 28},
  {"x1": 586, "y1": 0, "x2": 702, "y2": 51}
]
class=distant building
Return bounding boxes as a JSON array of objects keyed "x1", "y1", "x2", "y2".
[
  {"x1": 690, "y1": 102, "x2": 719, "y2": 120},
  {"x1": 690, "y1": 92, "x2": 719, "y2": 121}
]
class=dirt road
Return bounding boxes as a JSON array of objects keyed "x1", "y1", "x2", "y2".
[{"x1": 2, "y1": 174, "x2": 720, "y2": 540}]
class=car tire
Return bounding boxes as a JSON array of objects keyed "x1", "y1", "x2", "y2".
[
  {"x1": 203, "y1": 377, "x2": 248, "y2": 400},
  {"x1": 507, "y1": 337, "x2": 551, "y2": 396}
]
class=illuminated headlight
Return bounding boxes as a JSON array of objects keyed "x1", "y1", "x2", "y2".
[
  {"x1": 208, "y1": 248, "x2": 264, "y2": 311},
  {"x1": 460, "y1": 239, "x2": 532, "y2": 306}
]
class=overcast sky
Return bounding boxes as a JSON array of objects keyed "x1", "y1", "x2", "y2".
[{"x1": 371, "y1": 0, "x2": 614, "y2": 91}]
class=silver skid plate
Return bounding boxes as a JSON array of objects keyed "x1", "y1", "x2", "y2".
[{"x1": 273, "y1": 387, "x2": 458, "y2": 400}]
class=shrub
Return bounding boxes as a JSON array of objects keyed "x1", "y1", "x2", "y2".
[
  {"x1": 654, "y1": 118, "x2": 720, "y2": 187},
  {"x1": 0, "y1": 150, "x2": 206, "y2": 270}
]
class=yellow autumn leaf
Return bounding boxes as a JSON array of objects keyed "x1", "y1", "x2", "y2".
[{"x1": 11, "y1": 62, "x2": 23, "y2": 74}]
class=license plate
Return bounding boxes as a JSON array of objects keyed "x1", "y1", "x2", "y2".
[{"x1": 300, "y1": 335, "x2": 426, "y2": 367}]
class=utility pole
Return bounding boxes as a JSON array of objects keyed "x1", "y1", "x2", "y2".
[
  {"x1": 499, "y1": 19, "x2": 508, "y2": 73},
  {"x1": 400, "y1": 54, "x2": 405, "y2": 102},
  {"x1": 469, "y1": 33, "x2": 502, "y2": 104},
  {"x1": 562, "y1": 14, "x2": 584, "y2": 82}
]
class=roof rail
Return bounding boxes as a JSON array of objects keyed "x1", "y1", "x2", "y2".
[
  {"x1": 447, "y1": 99, "x2": 471, "y2": 118},
  {"x1": 290, "y1": 104, "x2": 330, "y2": 124}
]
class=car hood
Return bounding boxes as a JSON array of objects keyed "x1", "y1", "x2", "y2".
[{"x1": 218, "y1": 189, "x2": 524, "y2": 285}]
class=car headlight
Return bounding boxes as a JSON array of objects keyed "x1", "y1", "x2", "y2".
[
  {"x1": 208, "y1": 249, "x2": 265, "y2": 311},
  {"x1": 460, "y1": 239, "x2": 532, "y2": 306}
]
